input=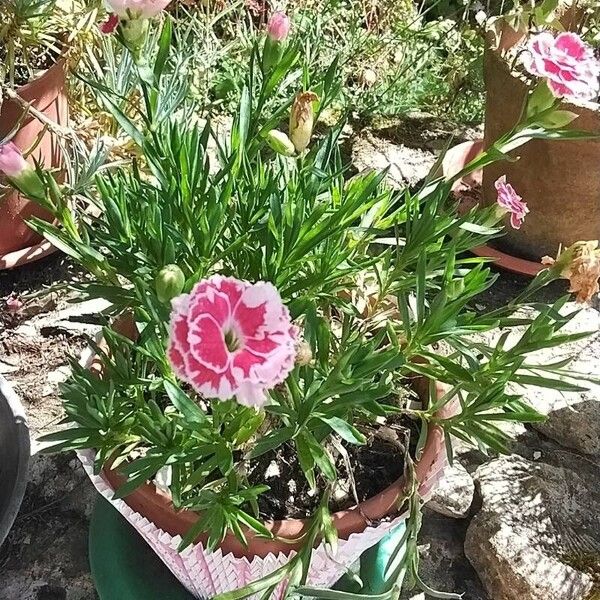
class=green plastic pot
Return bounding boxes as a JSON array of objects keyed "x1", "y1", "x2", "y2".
[{"x1": 89, "y1": 496, "x2": 407, "y2": 599}]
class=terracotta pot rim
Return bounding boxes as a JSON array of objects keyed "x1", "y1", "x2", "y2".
[
  {"x1": 0, "y1": 238, "x2": 57, "y2": 271},
  {"x1": 14, "y1": 48, "x2": 68, "y2": 98},
  {"x1": 468, "y1": 242, "x2": 544, "y2": 277},
  {"x1": 89, "y1": 317, "x2": 448, "y2": 558}
]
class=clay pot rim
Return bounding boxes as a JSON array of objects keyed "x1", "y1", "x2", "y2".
[
  {"x1": 0, "y1": 237, "x2": 57, "y2": 271},
  {"x1": 443, "y1": 139, "x2": 544, "y2": 278},
  {"x1": 14, "y1": 46, "x2": 68, "y2": 98},
  {"x1": 87, "y1": 316, "x2": 448, "y2": 558}
]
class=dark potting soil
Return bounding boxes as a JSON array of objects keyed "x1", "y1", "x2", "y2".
[
  {"x1": 248, "y1": 415, "x2": 420, "y2": 521},
  {"x1": 0, "y1": 43, "x2": 60, "y2": 87}
]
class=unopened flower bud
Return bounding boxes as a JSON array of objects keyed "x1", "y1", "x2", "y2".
[
  {"x1": 295, "y1": 340, "x2": 312, "y2": 366},
  {"x1": 262, "y1": 12, "x2": 290, "y2": 73},
  {"x1": 0, "y1": 142, "x2": 28, "y2": 178},
  {"x1": 267, "y1": 12, "x2": 290, "y2": 42},
  {"x1": 0, "y1": 142, "x2": 45, "y2": 200},
  {"x1": 155, "y1": 264, "x2": 185, "y2": 304},
  {"x1": 265, "y1": 130, "x2": 295, "y2": 156},
  {"x1": 120, "y1": 17, "x2": 149, "y2": 56},
  {"x1": 289, "y1": 91, "x2": 319, "y2": 154}
]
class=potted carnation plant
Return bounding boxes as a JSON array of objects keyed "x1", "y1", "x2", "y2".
[
  {"x1": 20, "y1": 4, "x2": 600, "y2": 599},
  {"x1": 0, "y1": 0, "x2": 92, "y2": 269},
  {"x1": 444, "y1": 1, "x2": 600, "y2": 275}
]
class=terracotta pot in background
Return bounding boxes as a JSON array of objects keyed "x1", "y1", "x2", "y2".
[
  {"x1": 482, "y1": 24, "x2": 600, "y2": 261},
  {"x1": 0, "y1": 57, "x2": 68, "y2": 260}
]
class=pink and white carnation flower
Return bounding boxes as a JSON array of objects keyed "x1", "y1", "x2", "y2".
[
  {"x1": 495, "y1": 176, "x2": 529, "y2": 230},
  {"x1": 104, "y1": 0, "x2": 172, "y2": 19},
  {"x1": 167, "y1": 276, "x2": 297, "y2": 408},
  {"x1": 523, "y1": 32, "x2": 600, "y2": 102}
]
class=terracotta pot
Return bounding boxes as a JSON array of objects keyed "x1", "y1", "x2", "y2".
[
  {"x1": 482, "y1": 23, "x2": 600, "y2": 261},
  {"x1": 90, "y1": 316, "x2": 448, "y2": 560},
  {"x1": 0, "y1": 56, "x2": 68, "y2": 263}
]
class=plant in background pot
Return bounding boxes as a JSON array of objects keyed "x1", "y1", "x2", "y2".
[
  {"x1": 21, "y1": 6, "x2": 600, "y2": 600},
  {"x1": 445, "y1": 0, "x2": 600, "y2": 273},
  {"x1": 0, "y1": 0, "x2": 95, "y2": 269}
]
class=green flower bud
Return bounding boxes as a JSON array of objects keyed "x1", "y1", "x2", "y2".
[
  {"x1": 120, "y1": 18, "x2": 149, "y2": 59},
  {"x1": 265, "y1": 129, "x2": 296, "y2": 157},
  {"x1": 8, "y1": 168, "x2": 46, "y2": 202},
  {"x1": 155, "y1": 264, "x2": 185, "y2": 303}
]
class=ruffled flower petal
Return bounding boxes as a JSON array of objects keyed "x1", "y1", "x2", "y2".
[
  {"x1": 523, "y1": 32, "x2": 599, "y2": 102},
  {"x1": 167, "y1": 276, "x2": 297, "y2": 407}
]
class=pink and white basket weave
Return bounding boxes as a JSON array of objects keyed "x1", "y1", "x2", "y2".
[{"x1": 78, "y1": 447, "x2": 447, "y2": 599}]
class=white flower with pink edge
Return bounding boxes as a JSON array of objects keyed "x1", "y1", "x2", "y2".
[{"x1": 167, "y1": 276, "x2": 297, "y2": 408}]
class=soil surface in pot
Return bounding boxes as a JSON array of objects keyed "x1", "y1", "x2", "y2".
[
  {"x1": 0, "y1": 44, "x2": 60, "y2": 87},
  {"x1": 248, "y1": 413, "x2": 420, "y2": 520}
]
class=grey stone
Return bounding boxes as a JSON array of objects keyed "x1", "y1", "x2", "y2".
[
  {"x1": 14, "y1": 298, "x2": 111, "y2": 338},
  {"x1": 400, "y1": 508, "x2": 489, "y2": 600},
  {"x1": 465, "y1": 455, "x2": 600, "y2": 600},
  {"x1": 467, "y1": 304, "x2": 600, "y2": 457},
  {"x1": 526, "y1": 326, "x2": 600, "y2": 458},
  {"x1": 427, "y1": 462, "x2": 475, "y2": 518},
  {"x1": 0, "y1": 453, "x2": 98, "y2": 600},
  {"x1": 351, "y1": 132, "x2": 436, "y2": 188}
]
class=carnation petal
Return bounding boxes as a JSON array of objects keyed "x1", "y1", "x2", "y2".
[{"x1": 188, "y1": 315, "x2": 230, "y2": 372}]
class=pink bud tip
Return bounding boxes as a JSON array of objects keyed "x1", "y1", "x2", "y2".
[
  {"x1": 267, "y1": 11, "x2": 290, "y2": 42},
  {"x1": 6, "y1": 296, "x2": 23, "y2": 313},
  {"x1": 0, "y1": 142, "x2": 28, "y2": 178},
  {"x1": 100, "y1": 13, "x2": 120, "y2": 35}
]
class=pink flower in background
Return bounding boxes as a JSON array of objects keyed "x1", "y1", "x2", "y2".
[
  {"x1": 168, "y1": 276, "x2": 297, "y2": 408},
  {"x1": 267, "y1": 11, "x2": 290, "y2": 42},
  {"x1": 105, "y1": 0, "x2": 172, "y2": 18},
  {"x1": 523, "y1": 32, "x2": 600, "y2": 101},
  {"x1": 0, "y1": 142, "x2": 28, "y2": 178},
  {"x1": 100, "y1": 13, "x2": 119, "y2": 34},
  {"x1": 495, "y1": 176, "x2": 529, "y2": 229}
]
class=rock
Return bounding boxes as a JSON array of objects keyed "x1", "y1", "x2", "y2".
[
  {"x1": 525, "y1": 312, "x2": 600, "y2": 457},
  {"x1": 467, "y1": 304, "x2": 600, "y2": 457},
  {"x1": 351, "y1": 132, "x2": 436, "y2": 188},
  {"x1": 400, "y1": 508, "x2": 489, "y2": 600},
  {"x1": 0, "y1": 452, "x2": 97, "y2": 600},
  {"x1": 465, "y1": 455, "x2": 600, "y2": 600},
  {"x1": 526, "y1": 325, "x2": 600, "y2": 458},
  {"x1": 427, "y1": 462, "x2": 474, "y2": 518},
  {"x1": 533, "y1": 393, "x2": 600, "y2": 457},
  {"x1": 14, "y1": 298, "x2": 111, "y2": 338}
]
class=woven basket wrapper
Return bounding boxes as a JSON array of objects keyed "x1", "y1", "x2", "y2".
[{"x1": 78, "y1": 448, "x2": 446, "y2": 599}]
